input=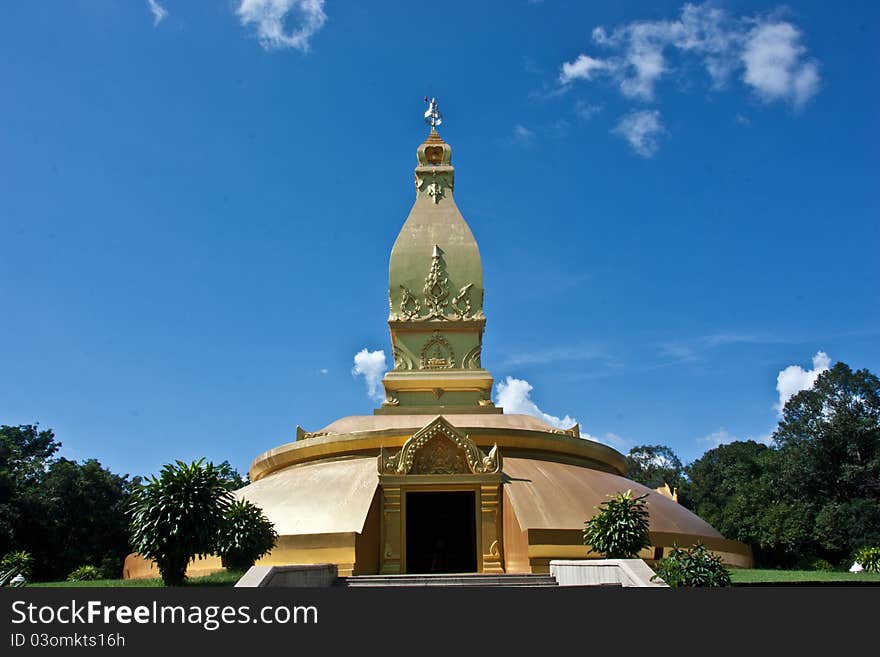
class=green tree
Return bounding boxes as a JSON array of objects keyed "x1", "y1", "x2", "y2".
[
  {"x1": 583, "y1": 490, "x2": 651, "y2": 559},
  {"x1": 0, "y1": 425, "x2": 60, "y2": 555},
  {"x1": 625, "y1": 444, "x2": 686, "y2": 492},
  {"x1": 684, "y1": 441, "x2": 773, "y2": 542},
  {"x1": 216, "y1": 499, "x2": 277, "y2": 571},
  {"x1": 683, "y1": 362, "x2": 880, "y2": 568},
  {"x1": 128, "y1": 459, "x2": 232, "y2": 586},
  {"x1": 34, "y1": 458, "x2": 136, "y2": 580},
  {"x1": 683, "y1": 439, "x2": 814, "y2": 567},
  {"x1": 216, "y1": 460, "x2": 249, "y2": 491},
  {"x1": 773, "y1": 362, "x2": 880, "y2": 559},
  {"x1": 0, "y1": 425, "x2": 137, "y2": 581}
]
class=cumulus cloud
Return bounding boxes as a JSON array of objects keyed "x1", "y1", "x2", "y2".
[
  {"x1": 237, "y1": 0, "x2": 327, "y2": 51},
  {"x1": 613, "y1": 109, "x2": 665, "y2": 157},
  {"x1": 742, "y1": 22, "x2": 820, "y2": 108},
  {"x1": 351, "y1": 348, "x2": 387, "y2": 402},
  {"x1": 146, "y1": 0, "x2": 168, "y2": 26},
  {"x1": 775, "y1": 351, "x2": 831, "y2": 415},
  {"x1": 559, "y1": 54, "x2": 608, "y2": 84},
  {"x1": 494, "y1": 376, "x2": 578, "y2": 430},
  {"x1": 559, "y1": 3, "x2": 819, "y2": 107}
]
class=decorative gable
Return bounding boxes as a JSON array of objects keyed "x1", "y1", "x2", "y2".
[{"x1": 379, "y1": 415, "x2": 501, "y2": 475}]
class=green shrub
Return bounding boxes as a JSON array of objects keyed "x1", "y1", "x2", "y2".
[
  {"x1": 795, "y1": 556, "x2": 836, "y2": 572},
  {"x1": 128, "y1": 459, "x2": 232, "y2": 586},
  {"x1": 854, "y1": 546, "x2": 880, "y2": 573},
  {"x1": 216, "y1": 499, "x2": 277, "y2": 572},
  {"x1": 67, "y1": 565, "x2": 102, "y2": 582},
  {"x1": 652, "y1": 543, "x2": 732, "y2": 587},
  {"x1": 1, "y1": 551, "x2": 34, "y2": 580},
  {"x1": 807, "y1": 558, "x2": 835, "y2": 572},
  {"x1": 583, "y1": 489, "x2": 651, "y2": 559}
]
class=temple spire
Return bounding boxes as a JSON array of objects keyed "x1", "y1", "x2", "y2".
[{"x1": 379, "y1": 117, "x2": 497, "y2": 415}]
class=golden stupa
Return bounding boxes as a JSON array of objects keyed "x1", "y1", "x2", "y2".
[{"x1": 126, "y1": 101, "x2": 752, "y2": 579}]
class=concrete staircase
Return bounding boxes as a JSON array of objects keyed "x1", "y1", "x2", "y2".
[{"x1": 338, "y1": 573, "x2": 565, "y2": 588}]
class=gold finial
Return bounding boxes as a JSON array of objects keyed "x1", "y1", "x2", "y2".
[{"x1": 424, "y1": 96, "x2": 442, "y2": 131}]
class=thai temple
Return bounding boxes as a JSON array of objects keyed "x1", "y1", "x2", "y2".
[{"x1": 126, "y1": 100, "x2": 752, "y2": 579}]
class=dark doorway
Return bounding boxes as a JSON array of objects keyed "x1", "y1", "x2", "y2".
[{"x1": 405, "y1": 491, "x2": 477, "y2": 574}]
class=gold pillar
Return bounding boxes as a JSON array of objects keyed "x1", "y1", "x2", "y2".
[
  {"x1": 480, "y1": 483, "x2": 504, "y2": 573},
  {"x1": 380, "y1": 484, "x2": 402, "y2": 574}
]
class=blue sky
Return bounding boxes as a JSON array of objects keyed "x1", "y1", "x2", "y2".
[{"x1": 2, "y1": 1, "x2": 877, "y2": 478}]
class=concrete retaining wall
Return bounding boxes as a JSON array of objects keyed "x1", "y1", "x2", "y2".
[
  {"x1": 235, "y1": 563, "x2": 338, "y2": 588},
  {"x1": 550, "y1": 559, "x2": 667, "y2": 587}
]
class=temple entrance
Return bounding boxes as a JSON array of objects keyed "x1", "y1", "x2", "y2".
[{"x1": 405, "y1": 491, "x2": 477, "y2": 573}]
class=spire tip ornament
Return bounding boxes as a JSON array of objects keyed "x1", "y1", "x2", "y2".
[{"x1": 423, "y1": 96, "x2": 442, "y2": 131}]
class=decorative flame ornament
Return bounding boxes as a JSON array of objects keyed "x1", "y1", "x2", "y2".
[{"x1": 424, "y1": 96, "x2": 442, "y2": 130}]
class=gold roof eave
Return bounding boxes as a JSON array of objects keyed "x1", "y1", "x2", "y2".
[{"x1": 249, "y1": 423, "x2": 627, "y2": 482}]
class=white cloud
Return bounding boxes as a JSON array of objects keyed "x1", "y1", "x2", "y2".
[
  {"x1": 742, "y1": 22, "x2": 820, "y2": 108},
  {"x1": 495, "y1": 376, "x2": 578, "y2": 431},
  {"x1": 613, "y1": 109, "x2": 665, "y2": 157},
  {"x1": 319, "y1": 368, "x2": 329, "y2": 375},
  {"x1": 351, "y1": 348, "x2": 387, "y2": 402},
  {"x1": 583, "y1": 3, "x2": 740, "y2": 101},
  {"x1": 775, "y1": 350, "x2": 831, "y2": 415},
  {"x1": 559, "y1": 54, "x2": 608, "y2": 84},
  {"x1": 237, "y1": 0, "x2": 327, "y2": 51},
  {"x1": 701, "y1": 428, "x2": 737, "y2": 448},
  {"x1": 558, "y1": 3, "x2": 819, "y2": 107},
  {"x1": 146, "y1": 0, "x2": 167, "y2": 26}
]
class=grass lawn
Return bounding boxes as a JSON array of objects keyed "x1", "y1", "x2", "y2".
[
  {"x1": 27, "y1": 570, "x2": 243, "y2": 588},
  {"x1": 731, "y1": 569, "x2": 880, "y2": 585}
]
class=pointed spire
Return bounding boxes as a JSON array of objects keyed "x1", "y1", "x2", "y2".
[{"x1": 380, "y1": 116, "x2": 496, "y2": 415}]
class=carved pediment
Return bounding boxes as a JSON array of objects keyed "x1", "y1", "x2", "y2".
[{"x1": 379, "y1": 416, "x2": 501, "y2": 475}]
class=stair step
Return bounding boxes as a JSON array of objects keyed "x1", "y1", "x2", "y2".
[{"x1": 339, "y1": 573, "x2": 561, "y2": 588}]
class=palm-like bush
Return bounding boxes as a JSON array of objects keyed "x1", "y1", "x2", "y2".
[
  {"x1": 854, "y1": 546, "x2": 880, "y2": 573},
  {"x1": 652, "y1": 543, "x2": 731, "y2": 587},
  {"x1": 216, "y1": 499, "x2": 278, "y2": 571},
  {"x1": 0, "y1": 551, "x2": 33, "y2": 585},
  {"x1": 67, "y1": 564, "x2": 102, "y2": 582},
  {"x1": 128, "y1": 459, "x2": 232, "y2": 586},
  {"x1": 583, "y1": 489, "x2": 651, "y2": 558}
]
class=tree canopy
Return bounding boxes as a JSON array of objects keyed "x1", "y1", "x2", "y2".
[
  {"x1": 0, "y1": 425, "x2": 138, "y2": 580},
  {"x1": 682, "y1": 361, "x2": 880, "y2": 567},
  {"x1": 624, "y1": 444, "x2": 686, "y2": 492}
]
